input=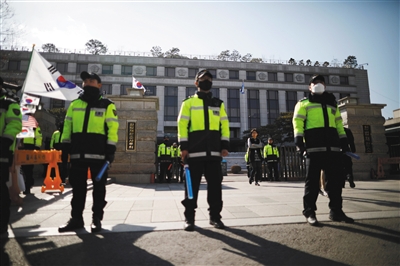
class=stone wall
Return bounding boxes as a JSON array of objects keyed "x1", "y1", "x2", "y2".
[
  {"x1": 107, "y1": 95, "x2": 159, "y2": 183},
  {"x1": 339, "y1": 98, "x2": 389, "y2": 180}
]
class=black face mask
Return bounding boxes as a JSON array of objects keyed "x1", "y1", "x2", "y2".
[
  {"x1": 198, "y1": 80, "x2": 212, "y2": 91},
  {"x1": 81, "y1": 85, "x2": 100, "y2": 104}
]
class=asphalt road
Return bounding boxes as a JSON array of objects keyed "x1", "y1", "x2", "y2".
[{"x1": 2, "y1": 217, "x2": 399, "y2": 266}]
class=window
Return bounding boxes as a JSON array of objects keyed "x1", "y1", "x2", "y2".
[
  {"x1": 210, "y1": 88, "x2": 220, "y2": 98},
  {"x1": 186, "y1": 87, "x2": 197, "y2": 98},
  {"x1": 164, "y1": 86, "x2": 178, "y2": 121},
  {"x1": 8, "y1": 60, "x2": 20, "y2": 71},
  {"x1": 50, "y1": 98, "x2": 65, "y2": 109},
  {"x1": 230, "y1": 128, "x2": 240, "y2": 139},
  {"x1": 188, "y1": 68, "x2": 198, "y2": 78},
  {"x1": 323, "y1": 75, "x2": 329, "y2": 84},
  {"x1": 208, "y1": 69, "x2": 217, "y2": 79},
  {"x1": 248, "y1": 90, "x2": 260, "y2": 129},
  {"x1": 146, "y1": 66, "x2": 157, "y2": 76},
  {"x1": 340, "y1": 76, "x2": 349, "y2": 85},
  {"x1": 286, "y1": 91, "x2": 297, "y2": 112},
  {"x1": 144, "y1": 86, "x2": 156, "y2": 96},
  {"x1": 284, "y1": 73, "x2": 293, "y2": 82},
  {"x1": 120, "y1": 84, "x2": 129, "y2": 95},
  {"x1": 268, "y1": 72, "x2": 277, "y2": 81},
  {"x1": 246, "y1": 71, "x2": 256, "y2": 81},
  {"x1": 77, "y1": 63, "x2": 88, "y2": 73},
  {"x1": 164, "y1": 126, "x2": 177, "y2": 137},
  {"x1": 165, "y1": 67, "x2": 175, "y2": 77},
  {"x1": 121, "y1": 65, "x2": 132, "y2": 75},
  {"x1": 229, "y1": 70, "x2": 239, "y2": 80},
  {"x1": 56, "y1": 62, "x2": 68, "y2": 73},
  {"x1": 267, "y1": 90, "x2": 279, "y2": 124},
  {"x1": 304, "y1": 74, "x2": 313, "y2": 84},
  {"x1": 101, "y1": 84, "x2": 112, "y2": 95},
  {"x1": 227, "y1": 89, "x2": 240, "y2": 123},
  {"x1": 102, "y1": 65, "x2": 113, "y2": 74}
]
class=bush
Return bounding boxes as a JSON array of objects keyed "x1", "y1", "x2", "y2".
[{"x1": 231, "y1": 165, "x2": 241, "y2": 174}]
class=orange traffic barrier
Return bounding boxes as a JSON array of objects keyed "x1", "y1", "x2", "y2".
[{"x1": 15, "y1": 150, "x2": 64, "y2": 193}]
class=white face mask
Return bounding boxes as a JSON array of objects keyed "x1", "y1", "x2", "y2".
[{"x1": 311, "y1": 83, "x2": 325, "y2": 94}]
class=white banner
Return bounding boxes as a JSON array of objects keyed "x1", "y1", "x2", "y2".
[
  {"x1": 21, "y1": 93, "x2": 41, "y2": 106},
  {"x1": 21, "y1": 49, "x2": 83, "y2": 101},
  {"x1": 16, "y1": 127, "x2": 35, "y2": 138}
]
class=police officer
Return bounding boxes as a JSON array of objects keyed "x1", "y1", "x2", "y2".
[
  {"x1": 58, "y1": 71, "x2": 119, "y2": 233},
  {"x1": 178, "y1": 69, "x2": 230, "y2": 231},
  {"x1": 170, "y1": 142, "x2": 183, "y2": 182},
  {"x1": 263, "y1": 137, "x2": 280, "y2": 181},
  {"x1": 343, "y1": 127, "x2": 356, "y2": 188},
  {"x1": 50, "y1": 122, "x2": 66, "y2": 183},
  {"x1": 293, "y1": 74, "x2": 353, "y2": 226},
  {"x1": 157, "y1": 136, "x2": 171, "y2": 183},
  {"x1": 0, "y1": 77, "x2": 22, "y2": 234},
  {"x1": 21, "y1": 122, "x2": 42, "y2": 195},
  {"x1": 247, "y1": 128, "x2": 263, "y2": 186}
]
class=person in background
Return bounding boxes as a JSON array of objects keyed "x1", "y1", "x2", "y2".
[
  {"x1": 247, "y1": 128, "x2": 263, "y2": 186},
  {"x1": 263, "y1": 137, "x2": 280, "y2": 181},
  {"x1": 0, "y1": 77, "x2": 22, "y2": 235},
  {"x1": 21, "y1": 121, "x2": 42, "y2": 195},
  {"x1": 293, "y1": 74, "x2": 354, "y2": 226},
  {"x1": 157, "y1": 136, "x2": 171, "y2": 183},
  {"x1": 178, "y1": 69, "x2": 230, "y2": 231},
  {"x1": 343, "y1": 127, "x2": 356, "y2": 188},
  {"x1": 244, "y1": 152, "x2": 251, "y2": 179},
  {"x1": 58, "y1": 71, "x2": 118, "y2": 233}
]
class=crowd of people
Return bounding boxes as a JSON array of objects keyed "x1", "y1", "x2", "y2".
[{"x1": 0, "y1": 70, "x2": 358, "y2": 236}]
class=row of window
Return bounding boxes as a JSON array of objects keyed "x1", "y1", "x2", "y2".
[{"x1": 6, "y1": 60, "x2": 350, "y2": 85}]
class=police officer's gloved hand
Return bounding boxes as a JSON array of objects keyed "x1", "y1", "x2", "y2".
[
  {"x1": 295, "y1": 136, "x2": 305, "y2": 159},
  {"x1": 340, "y1": 138, "x2": 350, "y2": 153},
  {"x1": 106, "y1": 144, "x2": 116, "y2": 163}
]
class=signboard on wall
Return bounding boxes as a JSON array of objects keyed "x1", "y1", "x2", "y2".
[
  {"x1": 126, "y1": 120, "x2": 136, "y2": 151},
  {"x1": 362, "y1": 125, "x2": 373, "y2": 153}
]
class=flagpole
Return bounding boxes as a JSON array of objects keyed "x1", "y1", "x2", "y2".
[{"x1": 20, "y1": 44, "x2": 36, "y2": 103}]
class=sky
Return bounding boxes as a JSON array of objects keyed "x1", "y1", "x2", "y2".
[{"x1": 4, "y1": 0, "x2": 400, "y2": 119}]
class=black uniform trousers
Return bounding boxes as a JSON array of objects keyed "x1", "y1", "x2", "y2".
[
  {"x1": 267, "y1": 161, "x2": 279, "y2": 181},
  {"x1": 250, "y1": 161, "x2": 262, "y2": 182},
  {"x1": 69, "y1": 161, "x2": 107, "y2": 222},
  {"x1": 158, "y1": 159, "x2": 171, "y2": 183},
  {"x1": 343, "y1": 155, "x2": 353, "y2": 178},
  {"x1": 0, "y1": 162, "x2": 11, "y2": 231},
  {"x1": 303, "y1": 152, "x2": 344, "y2": 217},
  {"x1": 181, "y1": 160, "x2": 223, "y2": 223}
]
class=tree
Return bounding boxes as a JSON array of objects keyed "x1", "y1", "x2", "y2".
[
  {"x1": 314, "y1": 61, "x2": 320, "y2": 67},
  {"x1": 217, "y1": 50, "x2": 230, "y2": 61},
  {"x1": 230, "y1": 50, "x2": 241, "y2": 61},
  {"x1": 0, "y1": 0, "x2": 23, "y2": 47},
  {"x1": 242, "y1": 112, "x2": 294, "y2": 146},
  {"x1": 48, "y1": 108, "x2": 67, "y2": 126},
  {"x1": 250, "y1": 58, "x2": 263, "y2": 63},
  {"x1": 306, "y1": 59, "x2": 312, "y2": 66},
  {"x1": 298, "y1": 60, "x2": 304, "y2": 66},
  {"x1": 85, "y1": 39, "x2": 108, "y2": 55},
  {"x1": 150, "y1": 46, "x2": 164, "y2": 57},
  {"x1": 164, "y1": 47, "x2": 180, "y2": 58},
  {"x1": 42, "y1": 43, "x2": 60, "y2": 53},
  {"x1": 241, "y1": 53, "x2": 252, "y2": 62},
  {"x1": 322, "y1": 61, "x2": 330, "y2": 67},
  {"x1": 343, "y1": 55, "x2": 358, "y2": 68},
  {"x1": 288, "y1": 58, "x2": 297, "y2": 65}
]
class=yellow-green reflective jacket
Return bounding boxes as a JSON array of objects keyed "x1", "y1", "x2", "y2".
[
  {"x1": 170, "y1": 146, "x2": 181, "y2": 158},
  {"x1": 178, "y1": 92, "x2": 230, "y2": 161},
  {"x1": 61, "y1": 97, "x2": 119, "y2": 162},
  {"x1": 292, "y1": 93, "x2": 346, "y2": 154},
  {"x1": 23, "y1": 126, "x2": 42, "y2": 148},
  {"x1": 263, "y1": 144, "x2": 279, "y2": 162},
  {"x1": 50, "y1": 130, "x2": 62, "y2": 150},
  {"x1": 158, "y1": 143, "x2": 171, "y2": 158},
  {"x1": 0, "y1": 96, "x2": 22, "y2": 155}
]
